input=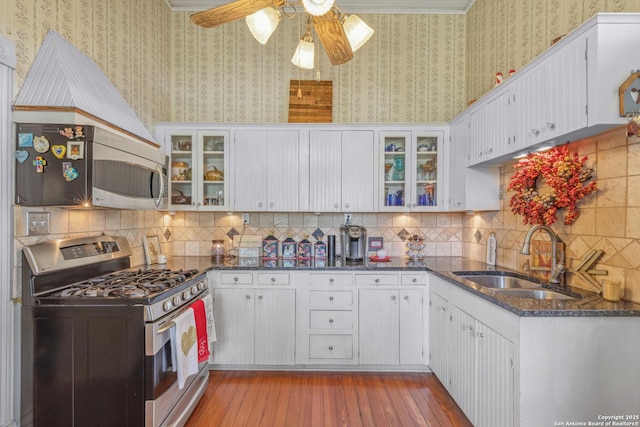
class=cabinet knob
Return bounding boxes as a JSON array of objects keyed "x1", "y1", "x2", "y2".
[
  {"x1": 329, "y1": 278, "x2": 334, "y2": 283},
  {"x1": 258, "y1": 295, "x2": 263, "y2": 300},
  {"x1": 391, "y1": 295, "x2": 396, "y2": 300},
  {"x1": 234, "y1": 276, "x2": 239, "y2": 282},
  {"x1": 270, "y1": 277, "x2": 276, "y2": 282},
  {"x1": 476, "y1": 332, "x2": 484, "y2": 338},
  {"x1": 269, "y1": 202, "x2": 275, "y2": 208},
  {"x1": 546, "y1": 122, "x2": 556, "y2": 131},
  {"x1": 329, "y1": 318, "x2": 334, "y2": 323},
  {"x1": 333, "y1": 203, "x2": 339, "y2": 208},
  {"x1": 404, "y1": 295, "x2": 409, "y2": 300},
  {"x1": 329, "y1": 296, "x2": 334, "y2": 301},
  {"x1": 328, "y1": 346, "x2": 334, "y2": 350},
  {"x1": 530, "y1": 129, "x2": 540, "y2": 137},
  {"x1": 406, "y1": 203, "x2": 411, "y2": 208},
  {"x1": 374, "y1": 278, "x2": 380, "y2": 283},
  {"x1": 344, "y1": 203, "x2": 350, "y2": 208},
  {"x1": 412, "y1": 203, "x2": 416, "y2": 207},
  {"x1": 258, "y1": 202, "x2": 264, "y2": 208},
  {"x1": 438, "y1": 306, "x2": 447, "y2": 312},
  {"x1": 245, "y1": 295, "x2": 251, "y2": 299},
  {"x1": 412, "y1": 278, "x2": 417, "y2": 283}
]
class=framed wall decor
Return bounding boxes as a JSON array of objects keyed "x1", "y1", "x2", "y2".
[{"x1": 143, "y1": 234, "x2": 161, "y2": 265}]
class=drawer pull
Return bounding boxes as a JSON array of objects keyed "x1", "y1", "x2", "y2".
[
  {"x1": 329, "y1": 278, "x2": 334, "y2": 283},
  {"x1": 404, "y1": 295, "x2": 409, "y2": 300},
  {"x1": 329, "y1": 318, "x2": 334, "y2": 323},
  {"x1": 258, "y1": 295, "x2": 263, "y2": 300},
  {"x1": 412, "y1": 278, "x2": 417, "y2": 283},
  {"x1": 329, "y1": 296, "x2": 334, "y2": 301},
  {"x1": 245, "y1": 295, "x2": 251, "y2": 299},
  {"x1": 328, "y1": 346, "x2": 334, "y2": 350},
  {"x1": 270, "y1": 277, "x2": 276, "y2": 282},
  {"x1": 391, "y1": 295, "x2": 396, "y2": 300},
  {"x1": 234, "y1": 277, "x2": 239, "y2": 282},
  {"x1": 375, "y1": 278, "x2": 380, "y2": 283}
]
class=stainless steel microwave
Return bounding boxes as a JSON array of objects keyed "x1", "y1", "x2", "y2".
[{"x1": 15, "y1": 123, "x2": 168, "y2": 210}]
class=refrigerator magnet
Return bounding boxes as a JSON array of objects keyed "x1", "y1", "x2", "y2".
[
  {"x1": 15, "y1": 150, "x2": 29, "y2": 163},
  {"x1": 63, "y1": 162, "x2": 79, "y2": 181},
  {"x1": 18, "y1": 133, "x2": 33, "y2": 147},
  {"x1": 52, "y1": 145, "x2": 66, "y2": 159},
  {"x1": 33, "y1": 136, "x2": 50, "y2": 153},
  {"x1": 67, "y1": 141, "x2": 84, "y2": 160},
  {"x1": 33, "y1": 156, "x2": 47, "y2": 173}
]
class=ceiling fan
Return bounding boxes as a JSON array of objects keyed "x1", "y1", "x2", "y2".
[{"x1": 190, "y1": 0, "x2": 374, "y2": 67}]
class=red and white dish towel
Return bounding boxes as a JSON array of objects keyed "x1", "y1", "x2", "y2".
[
  {"x1": 190, "y1": 299, "x2": 211, "y2": 363},
  {"x1": 202, "y1": 293, "x2": 217, "y2": 343}
]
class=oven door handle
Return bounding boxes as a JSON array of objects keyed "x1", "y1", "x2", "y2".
[{"x1": 157, "y1": 320, "x2": 176, "y2": 334}]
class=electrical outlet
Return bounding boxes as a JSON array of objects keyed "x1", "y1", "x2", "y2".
[
  {"x1": 344, "y1": 213, "x2": 352, "y2": 224},
  {"x1": 242, "y1": 213, "x2": 250, "y2": 224},
  {"x1": 27, "y1": 212, "x2": 50, "y2": 235}
]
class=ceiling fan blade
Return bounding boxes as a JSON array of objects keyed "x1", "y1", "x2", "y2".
[
  {"x1": 312, "y1": 10, "x2": 354, "y2": 65},
  {"x1": 191, "y1": 0, "x2": 276, "y2": 28}
]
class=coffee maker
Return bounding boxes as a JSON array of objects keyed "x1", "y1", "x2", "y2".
[{"x1": 340, "y1": 224, "x2": 367, "y2": 262}]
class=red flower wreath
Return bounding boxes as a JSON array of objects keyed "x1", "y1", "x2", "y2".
[{"x1": 507, "y1": 145, "x2": 597, "y2": 226}]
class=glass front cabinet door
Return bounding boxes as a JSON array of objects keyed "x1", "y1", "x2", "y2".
[
  {"x1": 379, "y1": 130, "x2": 443, "y2": 211},
  {"x1": 167, "y1": 130, "x2": 230, "y2": 211}
]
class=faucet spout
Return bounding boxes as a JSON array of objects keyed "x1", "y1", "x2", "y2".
[{"x1": 520, "y1": 225, "x2": 564, "y2": 284}]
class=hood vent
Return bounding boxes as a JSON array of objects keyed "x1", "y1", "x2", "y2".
[{"x1": 14, "y1": 30, "x2": 156, "y2": 146}]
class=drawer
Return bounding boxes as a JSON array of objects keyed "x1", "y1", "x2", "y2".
[
  {"x1": 355, "y1": 274, "x2": 399, "y2": 286},
  {"x1": 309, "y1": 334, "x2": 353, "y2": 359},
  {"x1": 309, "y1": 310, "x2": 353, "y2": 329},
  {"x1": 257, "y1": 273, "x2": 290, "y2": 285},
  {"x1": 309, "y1": 290, "x2": 353, "y2": 306},
  {"x1": 401, "y1": 274, "x2": 427, "y2": 286},
  {"x1": 309, "y1": 273, "x2": 353, "y2": 286},
  {"x1": 220, "y1": 272, "x2": 253, "y2": 285}
]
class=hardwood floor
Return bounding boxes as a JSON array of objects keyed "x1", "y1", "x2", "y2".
[{"x1": 186, "y1": 371, "x2": 472, "y2": 427}]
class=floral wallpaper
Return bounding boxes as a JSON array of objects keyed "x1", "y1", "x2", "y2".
[{"x1": 465, "y1": 0, "x2": 640, "y2": 104}]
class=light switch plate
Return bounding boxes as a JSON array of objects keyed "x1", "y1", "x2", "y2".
[{"x1": 27, "y1": 212, "x2": 50, "y2": 235}]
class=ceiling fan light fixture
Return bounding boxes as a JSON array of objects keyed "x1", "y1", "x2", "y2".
[
  {"x1": 342, "y1": 14, "x2": 374, "y2": 52},
  {"x1": 291, "y1": 35, "x2": 315, "y2": 69},
  {"x1": 246, "y1": 7, "x2": 281, "y2": 45},
  {"x1": 301, "y1": 0, "x2": 335, "y2": 16}
]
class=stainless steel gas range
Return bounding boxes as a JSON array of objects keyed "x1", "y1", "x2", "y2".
[{"x1": 21, "y1": 236, "x2": 209, "y2": 427}]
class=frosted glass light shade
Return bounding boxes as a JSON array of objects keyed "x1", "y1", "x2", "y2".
[
  {"x1": 291, "y1": 37, "x2": 315, "y2": 69},
  {"x1": 301, "y1": 0, "x2": 335, "y2": 16},
  {"x1": 343, "y1": 14, "x2": 374, "y2": 52},
  {"x1": 246, "y1": 7, "x2": 281, "y2": 45}
]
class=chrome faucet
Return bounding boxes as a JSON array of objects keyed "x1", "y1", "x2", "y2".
[{"x1": 520, "y1": 225, "x2": 565, "y2": 284}]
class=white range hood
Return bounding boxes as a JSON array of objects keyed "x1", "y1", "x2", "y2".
[{"x1": 13, "y1": 30, "x2": 156, "y2": 147}]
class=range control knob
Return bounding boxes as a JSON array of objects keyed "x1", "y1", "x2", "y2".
[
  {"x1": 183, "y1": 290, "x2": 191, "y2": 300},
  {"x1": 191, "y1": 286, "x2": 198, "y2": 295},
  {"x1": 163, "y1": 301, "x2": 173, "y2": 312},
  {"x1": 173, "y1": 296, "x2": 181, "y2": 306},
  {"x1": 198, "y1": 282, "x2": 205, "y2": 291}
]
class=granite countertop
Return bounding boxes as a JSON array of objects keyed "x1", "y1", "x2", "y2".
[{"x1": 159, "y1": 255, "x2": 640, "y2": 317}]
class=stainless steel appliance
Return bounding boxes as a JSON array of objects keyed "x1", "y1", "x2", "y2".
[
  {"x1": 15, "y1": 123, "x2": 168, "y2": 209},
  {"x1": 21, "y1": 236, "x2": 209, "y2": 427},
  {"x1": 340, "y1": 224, "x2": 367, "y2": 262}
]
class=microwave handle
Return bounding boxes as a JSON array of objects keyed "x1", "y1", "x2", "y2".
[{"x1": 155, "y1": 165, "x2": 166, "y2": 208}]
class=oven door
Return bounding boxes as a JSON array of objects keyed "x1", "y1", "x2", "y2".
[{"x1": 145, "y1": 296, "x2": 209, "y2": 427}]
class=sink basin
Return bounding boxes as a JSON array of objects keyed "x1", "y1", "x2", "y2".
[
  {"x1": 453, "y1": 273, "x2": 543, "y2": 289},
  {"x1": 491, "y1": 289, "x2": 575, "y2": 300}
]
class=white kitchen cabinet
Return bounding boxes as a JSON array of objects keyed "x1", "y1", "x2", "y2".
[
  {"x1": 159, "y1": 129, "x2": 230, "y2": 211},
  {"x1": 211, "y1": 274, "x2": 296, "y2": 366},
  {"x1": 447, "y1": 304, "x2": 478, "y2": 422},
  {"x1": 233, "y1": 129, "x2": 300, "y2": 211},
  {"x1": 308, "y1": 129, "x2": 375, "y2": 212},
  {"x1": 428, "y1": 292, "x2": 449, "y2": 380},
  {"x1": 358, "y1": 288, "x2": 424, "y2": 365},
  {"x1": 380, "y1": 129, "x2": 443, "y2": 211},
  {"x1": 211, "y1": 287, "x2": 255, "y2": 365}
]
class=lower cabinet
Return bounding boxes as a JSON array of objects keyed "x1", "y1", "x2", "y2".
[
  {"x1": 358, "y1": 289, "x2": 424, "y2": 365},
  {"x1": 429, "y1": 275, "x2": 516, "y2": 427},
  {"x1": 212, "y1": 287, "x2": 296, "y2": 365}
]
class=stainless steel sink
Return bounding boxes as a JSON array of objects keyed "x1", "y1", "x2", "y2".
[
  {"x1": 453, "y1": 273, "x2": 543, "y2": 289},
  {"x1": 491, "y1": 289, "x2": 575, "y2": 300}
]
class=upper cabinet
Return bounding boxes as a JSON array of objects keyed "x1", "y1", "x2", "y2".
[
  {"x1": 160, "y1": 128, "x2": 231, "y2": 211},
  {"x1": 461, "y1": 14, "x2": 640, "y2": 166},
  {"x1": 309, "y1": 129, "x2": 376, "y2": 213},
  {"x1": 233, "y1": 129, "x2": 301, "y2": 212},
  {"x1": 379, "y1": 129, "x2": 444, "y2": 212}
]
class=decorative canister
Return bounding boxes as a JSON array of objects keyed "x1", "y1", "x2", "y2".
[
  {"x1": 171, "y1": 161, "x2": 189, "y2": 181},
  {"x1": 314, "y1": 238, "x2": 327, "y2": 259},
  {"x1": 262, "y1": 231, "x2": 279, "y2": 259},
  {"x1": 282, "y1": 234, "x2": 297, "y2": 259},
  {"x1": 298, "y1": 235, "x2": 312, "y2": 260},
  {"x1": 211, "y1": 240, "x2": 225, "y2": 258}
]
